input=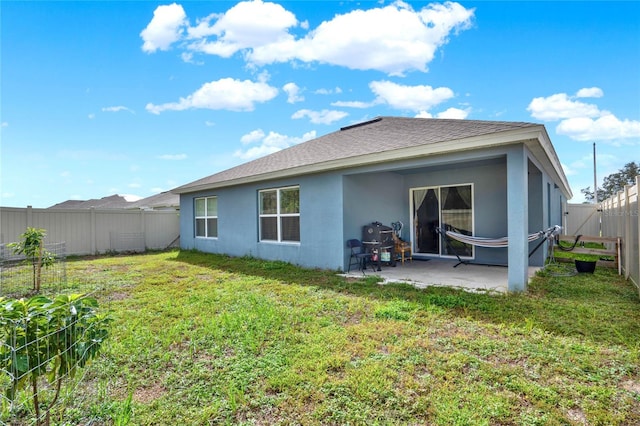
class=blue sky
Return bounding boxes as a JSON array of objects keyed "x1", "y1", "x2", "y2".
[{"x1": 2, "y1": 0, "x2": 639, "y2": 208}]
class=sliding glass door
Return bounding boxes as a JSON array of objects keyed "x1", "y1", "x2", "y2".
[{"x1": 411, "y1": 184, "x2": 474, "y2": 257}]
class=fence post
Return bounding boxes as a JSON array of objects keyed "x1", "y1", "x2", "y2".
[
  {"x1": 141, "y1": 209, "x2": 146, "y2": 250},
  {"x1": 26, "y1": 205, "x2": 33, "y2": 228},
  {"x1": 90, "y1": 207, "x2": 97, "y2": 255},
  {"x1": 623, "y1": 184, "x2": 631, "y2": 280},
  {"x1": 636, "y1": 176, "x2": 640, "y2": 293}
]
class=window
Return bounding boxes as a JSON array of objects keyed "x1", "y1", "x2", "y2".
[
  {"x1": 195, "y1": 196, "x2": 218, "y2": 238},
  {"x1": 259, "y1": 186, "x2": 300, "y2": 242}
]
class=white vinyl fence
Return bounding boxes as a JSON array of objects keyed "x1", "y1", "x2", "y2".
[
  {"x1": 562, "y1": 203, "x2": 601, "y2": 237},
  {"x1": 0, "y1": 206, "x2": 180, "y2": 256},
  {"x1": 600, "y1": 176, "x2": 639, "y2": 292}
]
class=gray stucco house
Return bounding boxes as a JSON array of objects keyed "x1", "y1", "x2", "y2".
[{"x1": 173, "y1": 116, "x2": 572, "y2": 292}]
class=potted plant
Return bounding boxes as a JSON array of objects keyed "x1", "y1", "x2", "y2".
[{"x1": 574, "y1": 254, "x2": 598, "y2": 273}]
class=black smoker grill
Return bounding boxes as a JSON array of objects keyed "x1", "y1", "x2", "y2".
[{"x1": 362, "y1": 222, "x2": 396, "y2": 270}]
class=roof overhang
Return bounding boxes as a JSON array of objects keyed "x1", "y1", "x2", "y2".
[{"x1": 173, "y1": 125, "x2": 573, "y2": 199}]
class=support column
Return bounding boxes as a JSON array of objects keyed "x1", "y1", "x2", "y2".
[{"x1": 507, "y1": 147, "x2": 529, "y2": 292}]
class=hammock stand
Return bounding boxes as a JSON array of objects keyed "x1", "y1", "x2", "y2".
[{"x1": 435, "y1": 225, "x2": 562, "y2": 268}]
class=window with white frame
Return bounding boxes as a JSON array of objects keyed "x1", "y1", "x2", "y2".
[
  {"x1": 259, "y1": 186, "x2": 300, "y2": 242},
  {"x1": 195, "y1": 196, "x2": 218, "y2": 238}
]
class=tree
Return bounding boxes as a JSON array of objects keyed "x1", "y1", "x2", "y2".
[
  {"x1": 581, "y1": 161, "x2": 639, "y2": 203},
  {"x1": 7, "y1": 228, "x2": 56, "y2": 292}
]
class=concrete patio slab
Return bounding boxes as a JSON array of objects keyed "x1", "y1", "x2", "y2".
[{"x1": 344, "y1": 258, "x2": 541, "y2": 293}]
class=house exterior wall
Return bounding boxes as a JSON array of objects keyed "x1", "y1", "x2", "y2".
[
  {"x1": 343, "y1": 172, "x2": 406, "y2": 240},
  {"x1": 179, "y1": 173, "x2": 346, "y2": 270},
  {"x1": 180, "y1": 145, "x2": 567, "y2": 277}
]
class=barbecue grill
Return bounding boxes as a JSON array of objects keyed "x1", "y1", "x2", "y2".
[{"x1": 362, "y1": 222, "x2": 396, "y2": 269}]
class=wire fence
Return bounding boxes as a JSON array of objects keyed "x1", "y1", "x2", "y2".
[
  {"x1": 0, "y1": 242, "x2": 111, "y2": 424},
  {"x1": 0, "y1": 292, "x2": 111, "y2": 425},
  {"x1": 0, "y1": 243, "x2": 67, "y2": 298}
]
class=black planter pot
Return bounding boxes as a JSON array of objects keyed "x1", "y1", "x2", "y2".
[{"x1": 575, "y1": 259, "x2": 596, "y2": 274}]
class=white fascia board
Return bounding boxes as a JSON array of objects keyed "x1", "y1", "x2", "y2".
[{"x1": 522, "y1": 128, "x2": 573, "y2": 199}]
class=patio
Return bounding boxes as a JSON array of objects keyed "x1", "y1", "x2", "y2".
[{"x1": 345, "y1": 258, "x2": 541, "y2": 293}]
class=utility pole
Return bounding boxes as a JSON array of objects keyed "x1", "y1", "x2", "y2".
[{"x1": 593, "y1": 142, "x2": 598, "y2": 204}]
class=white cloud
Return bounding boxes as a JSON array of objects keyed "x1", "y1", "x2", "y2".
[
  {"x1": 240, "y1": 129, "x2": 266, "y2": 144},
  {"x1": 186, "y1": 0, "x2": 297, "y2": 58},
  {"x1": 88, "y1": 113, "x2": 95, "y2": 120},
  {"x1": 1, "y1": 122, "x2": 8, "y2": 128},
  {"x1": 561, "y1": 162, "x2": 578, "y2": 177},
  {"x1": 436, "y1": 107, "x2": 470, "y2": 119},
  {"x1": 527, "y1": 92, "x2": 600, "y2": 121},
  {"x1": 416, "y1": 107, "x2": 470, "y2": 119},
  {"x1": 205, "y1": 120, "x2": 216, "y2": 127},
  {"x1": 254, "y1": 1, "x2": 474, "y2": 75},
  {"x1": 157, "y1": 154, "x2": 188, "y2": 160},
  {"x1": 140, "y1": 3, "x2": 187, "y2": 53},
  {"x1": 123, "y1": 194, "x2": 143, "y2": 202},
  {"x1": 283, "y1": 82, "x2": 304, "y2": 103},
  {"x1": 370, "y1": 80, "x2": 454, "y2": 111},
  {"x1": 142, "y1": 1, "x2": 474, "y2": 75},
  {"x1": 234, "y1": 130, "x2": 316, "y2": 160},
  {"x1": 556, "y1": 114, "x2": 640, "y2": 142},
  {"x1": 102, "y1": 106, "x2": 134, "y2": 114},
  {"x1": 146, "y1": 77, "x2": 278, "y2": 114},
  {"x1": 331, "y1": 100, "x2": 378, "y2": 109},
  {"x1": 528, "y1": 88, "x2": 640, "y2": 142},
  {"x1": 576, "y1": 87, "x2": 604, "y2": 98},
  {"x1": 315, "y1": 87, "x2": 342, "y2": 95},
  {"x1": 291, "y1": 109, "x2": 348, "y2": 125}
]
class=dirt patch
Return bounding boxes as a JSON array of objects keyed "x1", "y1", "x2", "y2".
[
  {"x1": 108, "y1": 291, "x2": 129, "y2": 301},
  {"x1": 566, "y1": 408, "x2": 588, "y2": 425},
  {"x1": 622, "y1": 379, "x2": 640, "y2": 394},
  {"x1": 133, "y1": 382, "x2": 167, "y2": 404}
]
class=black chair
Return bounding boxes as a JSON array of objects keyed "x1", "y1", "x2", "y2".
[{"x1": 347, "y1": 239, "x2": 372, "y2": 274}]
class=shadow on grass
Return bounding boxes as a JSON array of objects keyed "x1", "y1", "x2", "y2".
[{"x1": 173, "y1": 249, "x2": 640, "y2": 348}]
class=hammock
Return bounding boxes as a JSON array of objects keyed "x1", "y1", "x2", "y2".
[
  {"x1": 437, "y1": 225, "x2": 561, "y2": 248},
  {"x1": 436, "y1": 225, "x2": 562, "y2": 267}
]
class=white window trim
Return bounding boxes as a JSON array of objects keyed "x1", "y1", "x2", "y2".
[
  {"x1": 259, "y1": 186, "x2": 300, "y2": 244},
  {"x1": 195, "y1": 196, "x2": 218, "y2": 239}
]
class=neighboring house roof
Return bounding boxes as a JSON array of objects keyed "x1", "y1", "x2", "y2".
[
  {"x1": 173, "y1": 116, "x2": 572, "y2": 198},
  {"x1": 49, "y1": 192, "x2": 180, "y2": 210},
  {"x1": 49, "y1": 194, "x2": 132, "y2": 209},
  {"x1": 48, "y1": 200, "x2": 86, "y2": 209},
  {"x1": 128, "y1": 191, "x2": 180, "y2": 210}
]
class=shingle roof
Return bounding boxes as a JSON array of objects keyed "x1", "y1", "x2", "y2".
[
  {"x1": 49, "y1": 194, "x2": 132, "y2": 209},
  {"x1": 49, "y1": 192, "x2": 180, "y2": 210},
  {"x1": 128, "y1": 191, "x2": 179, "y2": 210},
  {"x1": 173, "y1": 116, "x2": 545, "y2": 193}
]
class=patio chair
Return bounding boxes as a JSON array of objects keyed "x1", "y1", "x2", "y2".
[
  {"x1": 393, "y1": 234, "x2": 412, "y2": 265},
  {"x1": 347, "y1": 239, "x2": 372, "y2": 274}
]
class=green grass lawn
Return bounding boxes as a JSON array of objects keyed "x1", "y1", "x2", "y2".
[{"x1": 52, "y1": 251, "x2": 640, "y2": 424}]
